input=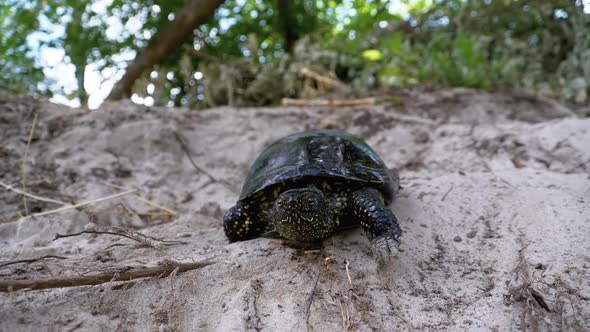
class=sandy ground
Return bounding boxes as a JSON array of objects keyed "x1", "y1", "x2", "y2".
[{"x1": 0, "y1": 88, "x2": 589, "y2": 331}]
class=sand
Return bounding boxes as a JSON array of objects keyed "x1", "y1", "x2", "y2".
[{"x1": 0, "y1": 88, "x2": 589, "y2": 331}]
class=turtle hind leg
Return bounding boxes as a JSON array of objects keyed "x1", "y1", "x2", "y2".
[
  {"x1": 351, "y1": 187, "x2": 402, "y2": 262},
  {"x1": 223, "y1": 201, "x2": 267, "y2": 242}
]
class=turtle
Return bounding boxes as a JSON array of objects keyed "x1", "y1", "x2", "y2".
[{"x1": 223, "y1": 129, "x2": 402, "y2": 261}]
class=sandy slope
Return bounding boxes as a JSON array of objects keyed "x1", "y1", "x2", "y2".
[{"x1": 0, "y1": 88, "x2": 589, "y2": 331}]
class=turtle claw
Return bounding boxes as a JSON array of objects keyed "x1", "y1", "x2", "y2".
[{"x1": 370, "y1": 234, "x2": 401, "y2": 264}]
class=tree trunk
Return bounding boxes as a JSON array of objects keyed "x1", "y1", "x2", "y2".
[
  {"x1": 66, "y1": 3, "x2": 89, "y2": 108},
  {"x1": 75, "y1": 65, "x2": 88, "y2": 107},
  {"x1": 106, "y1": 0, "x2": 226, "y2": 101},
  {"x1": 276, "y1": 0, "x2": 298, "y2": 53}
]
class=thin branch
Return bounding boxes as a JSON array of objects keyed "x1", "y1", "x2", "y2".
[
  {"x1": 283, "y1": 97, "x2": 437, "y2": 125},
  {"x1": 53, "y1": 230, "x2": 147, "y2": 244},
  {"x1": 0, "y1": 255, "x2": 67, "y2": 269},
  {"x1": 21, "y1": 105, "x2": 40, "y2": 215},
  {"x1": 53, "y1": 229, "x2": 187, "y2": 246},
  {"x1": 131, "y1": 231, "x2": 188, "y2": 245},
  {"x1": 441, "y1": 185, "x2": 454, "y2": 202},
  {"x1": 31, "y1": 189, "x2": 136, "y2": 217},
  {"x1": 173, "y1": 131, "x2": 234, "y2": 191},
  {"x1": 0, "y1": 261, "x2": 215, "y2": 292},
  {"x1": 0, "y1": 180, "x2": 69, "y2": 206},
  {"x1": 281, "y1": 97, "x2": 376, "y2": 107},
  {"x1": 173, "y1": 131, "x2": 218, "y2": 181},
  {"x1": 106, "y1": 0, "x2": 225, "y2": 101},
  {"x1": 185, "y1": 45, "x2": 216, "y2": 61}
]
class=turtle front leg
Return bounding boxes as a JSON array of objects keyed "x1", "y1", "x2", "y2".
[
  {"x1": 223, "y1": 201, "x2": 267, "y2": 242},
  {"x1": 351, "y1": 187, "x2": 402, "y2": 262}
]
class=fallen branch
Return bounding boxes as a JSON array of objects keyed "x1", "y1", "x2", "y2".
[
  {"x1": 0, "y1": 255, "x2": 67, "y2": 269},
  {"x1": 0, "y1": 261, "x2": 214, "y2": 292},
  {"x1": 0, "y1": 180, "x2": 69, "y2": 206},
  {"x1": 281, "y1": 97, "x2": 376, "y2": 107}
]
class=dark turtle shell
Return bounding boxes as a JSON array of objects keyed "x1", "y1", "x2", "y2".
[{"x1": 240, "y1": 130, "x2": 395, "y2": 203}]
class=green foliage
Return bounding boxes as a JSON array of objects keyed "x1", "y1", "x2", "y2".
[
  {"x1": 0, "y1": 1, "x2": 48, "y2": 95},
  {"x1": 1, "y1": 0, "x2": 589, "y2": 107}
]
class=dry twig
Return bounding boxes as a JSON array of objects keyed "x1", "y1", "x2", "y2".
[
  {"x1": 31, "y1": 189, "x2": 136, "y2": 217},
  {"x1": 345, "y1": 259, "x2": 352, "y2": 285},
  {"x1": 131, "y1": 194, "x2": 177, "y2": 216},
  {"x1": 54, "y1": 230, "x2": 147, "y2": 243},
  {"x1": 281, "y1": 97, "x2": 376, "y2": 107},
  {"x1": 53, "y1": 229, "x2": 187, "y2": 246},
  {"x1": 0, "y1": 261, "x2": 214, "y2": 292},
  {"x1": 21, "y1": 105, "x2": 40, "y2": 215},
  {"x1": 173, "y1": 131, "x2": 234, "y2": 190},
  {"x1": 0, "y1": 180, "x2": 68, "y2": 206},
  {"x1": 104, "y1": 182, "x2": 177, "y2": 217},
  {"x1": 0, "y1": 255, "x2": 67, "y2": 269}
]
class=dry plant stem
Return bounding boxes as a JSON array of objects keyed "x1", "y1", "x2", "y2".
[
  {"x1": 0, "y1": 180, "x2": 68, "y2": 206},
  {"x1": 384, "y1": 110, "x2": 437, "y2": 126},
  {"x1": 299, "y1": 67, "x2": 348, "y2": 91},
  {"x1": 131, "y1": 193, "x2": 177, "y2": 216},
  {"x1": 21, "y1": 106, "x2": 40, "y2": 215},
  {"x1": 281, "y1": 97, "x2": 376, "y2": 107},
  {"x1": 305, "y1": 249, "x2": 326, "y2": 330},
  {"x1": 0, "y1": 255, "x2": 67, "y2": 269},
  {"x1": 104, "y1": 182, "x2": 177, "y2": 216},
  {"x1": 345, "y1": 259, "x2": 352, "y2": 285},
  {"x1": 31, "y1": 189, "x2": 136, "y2": 218},
  {"x1": 0, "y1": 261, "x2": 214, "y2": 292}
]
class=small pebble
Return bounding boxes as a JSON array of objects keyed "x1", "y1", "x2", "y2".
[
  {"x1": 466, "y1": 230, "x2": 477, "y2": 238},
  {"x1": 84, "y1": 223, "x2": 97, "y2": 231},
  {"x1": 453, "y1": 236, "x2": 462, "y2": 242}
]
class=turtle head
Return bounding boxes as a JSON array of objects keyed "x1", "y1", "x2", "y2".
[{"x1": 270, "y1": 186, "x2": 336, "y2": 242}]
